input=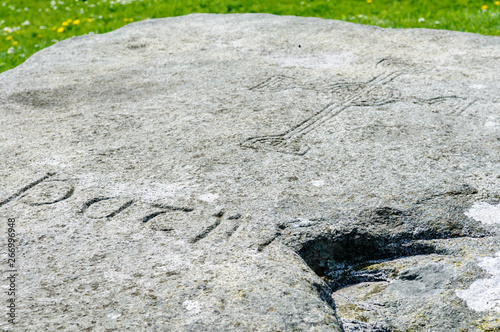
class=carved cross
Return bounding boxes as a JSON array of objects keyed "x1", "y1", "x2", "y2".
[{"x1": 242, "y1": 71, "x2": 475, "y2": 155}]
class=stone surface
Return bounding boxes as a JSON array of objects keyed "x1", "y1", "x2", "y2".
[{"x1": 0, "y1": 13, "x2": 499, "y2": 331}]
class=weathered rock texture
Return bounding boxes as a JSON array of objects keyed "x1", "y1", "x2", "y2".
[{"x1": 0, "y1": 14, "x2": 499, "y2": 331}]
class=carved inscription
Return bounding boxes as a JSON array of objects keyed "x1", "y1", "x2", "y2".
[
  {"x1": 0, "y1": 172, "x2": 57, "y2": 207},
  {"x1": 79, "y1": 197, "x2": 136, "y2": 219},
  {"x1": 0, "y1": 173, "x2": 242, "y2": 246},
  {"x1": 19, "y1": 179, "x2": 75, "y2": 206},
  {"x1": 242, "y1": 71, "x2": 476, "y2": 155}
]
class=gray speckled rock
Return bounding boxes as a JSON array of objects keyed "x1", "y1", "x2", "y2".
[{"x1": 0, "y1": 13, "x2": 499, "y2": 331}]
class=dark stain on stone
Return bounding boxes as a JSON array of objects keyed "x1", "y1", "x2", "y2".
[
  {"x1": 127, "y1": 43, "x2": 147, "y2": 50},
  {"x1": 8, "y1": 86, "x2": 76, "y2": 108}
]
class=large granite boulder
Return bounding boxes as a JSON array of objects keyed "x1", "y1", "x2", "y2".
[{"x1": 1, "y1": 13, "x2": 499, "y2": 331}]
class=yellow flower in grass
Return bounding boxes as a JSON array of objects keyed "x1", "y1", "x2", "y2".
[
  {"x1": 367, "y1": 0, "x2": 373, "y2": 3},
  {"x1": 57, "y1": 27, "x2": 64, "y2": 33},
  {"x1": 481, "y1": 4, "x2": 488, "y2": 10},
  {"x1": 52, "y1": 27, "x2": 57, "y2": 30},
  {"x1": 73, "y1": 19, "x2": 80, "y2": 25},
  {"x1": 87, "y1": 18, "x2": 93, "y2": 22},
  {"x1": 5, "y1": 36, "x2": 12, "y2": 41},
  {"x1": 62, "y1": 21, "x2": 69, "y2": 26},
  {"x1": 495, "y1": 1, "x2": 500, "y2": 5},
  {"x1": 12, "y1": 41, "x2": 18, "y2": 45}
]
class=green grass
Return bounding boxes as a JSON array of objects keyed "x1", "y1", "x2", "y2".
[{"x1": 1, "y1": 0, "x2": 499, "y2": 74}]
